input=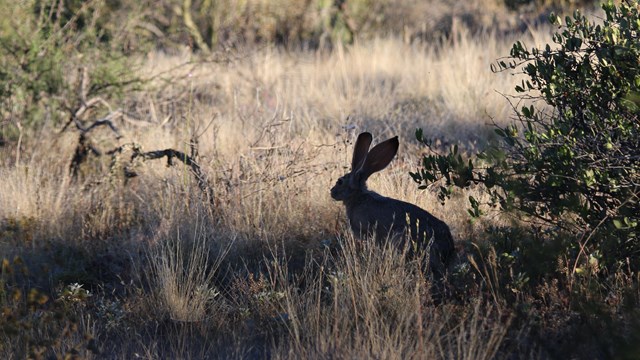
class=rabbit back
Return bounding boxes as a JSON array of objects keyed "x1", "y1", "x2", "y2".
[{"x1": 345, "y1": 191, "x2": 454, "y2": 276}]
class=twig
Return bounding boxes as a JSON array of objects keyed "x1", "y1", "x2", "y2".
[
  {"x1": 60, "y1": 96, "x2": 113, "y2": 133},
  {"x1": 68, "y1": 112, "x2": 123, "y2": 177},
  {"x1": 569, "y1": 193, "x2": 639, "y2": 290},
  {"x1": 132, "y1": 147, "x2": 214, "y2": 206},
  {"x1": 179, "y1": 0, "x2": 210, "y2": 53},
  {"x1": 15, "y1": 121, "x2": 23, "y2": 166},
  {"x1": 75, "y1": 111, "x2": 124, "y2": 139},
  {"x1": 69, "y1": 133, "x2": 102, "y2": 178}
]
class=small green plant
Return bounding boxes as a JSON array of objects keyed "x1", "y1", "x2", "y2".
[
  {"x1": 1, "y1": 259, "x2": 97, "y2": 358},
  {"x1": 57, "y1": 282, "x2": 92, "y2": 308},
  {"x1": 412, "y1": 0, "x2": 640, "y2": 272}
]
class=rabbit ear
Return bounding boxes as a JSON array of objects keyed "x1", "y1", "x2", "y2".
[
  {"x1": 351, "y1": 132, "x2": 373, "y2": 171},
  {"x1": 357, "y1": 136, "x2": 399, "y2": 181}
]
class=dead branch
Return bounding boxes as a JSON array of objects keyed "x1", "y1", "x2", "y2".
[
  {"x1": 135, "y1": 148, "x2": 212, "y2": 201},
  {"x1": 178, "y1": 0, "x2": 210, "y2": 53},
  {"x1": 76, "y1": 111, "x2": 124, "y2": 139},
  {"x1": 68, "y1": 112, "x2": 124, "y2": 178},
  {"x1": 60, "y1": 96, "x2": 114, "y2": 133},
  {"x1": 103, "y1": 143, "x2": 215, "y2": 206},
  {"x1": 69, "y1": 133, "x2": 102, "y2": 178}
]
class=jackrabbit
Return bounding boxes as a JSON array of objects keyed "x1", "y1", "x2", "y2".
[{"x1": 331, "y1": 132, "x2": 455, "y2": 281}]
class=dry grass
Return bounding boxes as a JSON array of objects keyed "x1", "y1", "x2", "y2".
[
  {"x1": 145, "y1": 211, "x2": 230, "y2": 322},
  {"x1": 3, "y1": 23, "x2": 635, "y2": 358},
  {"x1": 267, "y1": 233, "x2": 512, "y2": 359},
  {"x1": 147, "y1": 30, "x2": 535, "y2": 144}
]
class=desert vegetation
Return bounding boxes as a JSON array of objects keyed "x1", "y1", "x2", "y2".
[{"x1": 1, "y1": 0, "x2": 638, "y2": 359}]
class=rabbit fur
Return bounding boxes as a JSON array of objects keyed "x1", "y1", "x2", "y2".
[{"x1": 331, "y1": 132, "x2": 455, "y2": 280}]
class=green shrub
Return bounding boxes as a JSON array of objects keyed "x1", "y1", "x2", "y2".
[
  {"x1": 0, "y1": 0, "x2": 145, "y2": 141},
  {"x1": 504, "y1": 0, "x2": 596, "y2": 11},
  {"x1": 412, "y1": 0, "x2": 640, "y2": 271}
]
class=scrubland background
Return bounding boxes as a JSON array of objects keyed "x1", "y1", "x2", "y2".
[{"x1": 1, "y1": 0, "x2": 638, "y2": 359}]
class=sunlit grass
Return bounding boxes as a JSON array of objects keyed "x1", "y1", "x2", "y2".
[{"x1": 3, "y1": 24, "x2": 628, "y2": 358}]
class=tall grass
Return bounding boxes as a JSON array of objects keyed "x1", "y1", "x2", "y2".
[
  {"x1": 262, "y1": 233, "x2": 511, "y2": 359},
  {"x1": 144, "y1": 29, "x2": 545, "y2": 152},
  {"x1": 4, "y1": 24, "x2": 635, "y2": 358},
  {"x1": 146, "y1": 213, "x2": 231, "y2": 322}
]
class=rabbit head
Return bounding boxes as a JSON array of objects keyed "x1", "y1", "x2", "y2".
[{"x1": 331, "y1": 132, "x2": 399, "y2": 201}]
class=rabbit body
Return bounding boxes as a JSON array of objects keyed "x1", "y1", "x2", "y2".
[{"x1": 331, "y1": 132, "x2": 455, "y2": 278}]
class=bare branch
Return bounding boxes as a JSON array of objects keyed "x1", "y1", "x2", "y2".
[
  {"x1": 76, "y1": 111, "x2": 124, "y2": 139},
  {"x1": 96, "y1": 142, "x2": 215, "y2": 206}
]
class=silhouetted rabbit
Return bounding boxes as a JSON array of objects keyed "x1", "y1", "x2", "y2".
[{"x1": 331, "y1": 132, "x2": 455, "y2": 284}]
